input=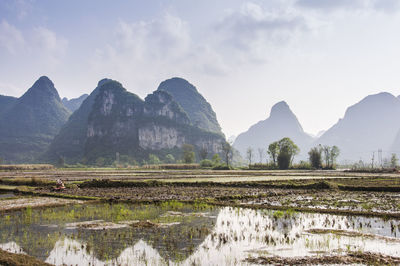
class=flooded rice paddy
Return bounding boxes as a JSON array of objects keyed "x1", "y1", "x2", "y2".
[
  {"x1": 1, "y1": 202, "x2": 400, "y2": 265},
  {"x1": 0, "y1": 191, "x2": 15, "y2": 198}
]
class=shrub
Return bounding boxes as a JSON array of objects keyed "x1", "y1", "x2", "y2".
[
  {"x1": 148, "y1": 154, "x2": 161, "y2": 165},
  {"x1": 248, "y1": 163, "x2": 277, "y2": 170},
  {"x1": 182, "y1": 144, "x2": 195, "y2": 163},
  {"x1": 277, "y1": 151, "x2": 290, "y2": 169},
  {"x1": 212, "y1": 164, "x2": 233, "y2": 170},
  {"x1": 200, "y1": 159, "x2": 213, "y2": 168},
  {"x1": 308, "y1": 146, "x2": 322, "y2": 169}
]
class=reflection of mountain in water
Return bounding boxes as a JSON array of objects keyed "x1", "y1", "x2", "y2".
[{"x1": 1, "y1": 207, "x2": 400, "y2": 265}]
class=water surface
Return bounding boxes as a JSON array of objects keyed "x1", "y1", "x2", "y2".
[{"x1": 0, "y1": 202, "x2": 399, "y2": 265}]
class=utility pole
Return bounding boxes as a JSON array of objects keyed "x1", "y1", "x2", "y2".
[{"x1": 378, "y1": 149, "x2": 382, "y2": 168}]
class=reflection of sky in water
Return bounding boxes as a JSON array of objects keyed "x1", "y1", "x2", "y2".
[
  {"x1": 0, "y1": 191, "x2": 15, "y2": 198},
  {"x1": 1, "y1": 206, "x2": 400, "y2": 265}
]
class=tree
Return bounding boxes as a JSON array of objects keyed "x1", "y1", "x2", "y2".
[
  {"x1": 275, "y1": 137, "x2": 300, "y2": 169},
  {"x1": 182, "y1": 144, "x2": 195, "y2": 163},
  {"x1": 246, "y1": 147, "x2": 254, "y2": 165},
  {"x1": 148, "y1": 154, "x2": 161, "y2": 164},
  {"x1": 268, "y1": 142, "x2": 279, "y2": 166},
  {"x1": 95, "y1": 157, "x2": 106, "y2": 167},
  {"x1": 329, "y1": 146, "x2": 340, "y2": 168},
  {"x1": 258, "y1": 148, "x2": 264, "y2": 163},
  {"x1": 322, "y1": 145, "x2": 340, "y2": 168},
  {"x1": 165, "y1": 154, "x2": 175, "y2": 164},
  {"x1": 199, "y1": 147, "x2": 208, "y2": 160},
  {"x1": 308, "y1": 146, "x2": 322, "y2": 169},
  {"x1": 391, "y1": 153, "x2": 398, "y2": 168},
  {"x1": 212, "y1": 154, "x2": 221, "y2": 165},
  {"x1": 222, "y1": 141, "x2": 233, "y2": 167},
  {"x1": 57, "y1": 155, "x2": 65, "y2": 167}
]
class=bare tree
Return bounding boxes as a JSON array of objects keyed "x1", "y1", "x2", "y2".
[
  {"x1": 258, "y1": 148, "x2": 264, "y2": 163},
  {"x1": 246, "y1": 147, "x2": 254, "y2": 165}
]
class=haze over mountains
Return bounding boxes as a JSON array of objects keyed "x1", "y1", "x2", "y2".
[
  {"x1": 318, "y1": 92, "x2": 400, "y2": 162},
  {"x1": 1, "y1": 75, "x2": 400, "y2": 164},
  {"x1": 233, "y1": 101, "x2": 314, "y2": 161},
  {"x1": 234, "y1": 92, "x2": 400, "y2": 164},
  {"x1": 62, "y1": 94, "x2": 89, "y2": 112}
]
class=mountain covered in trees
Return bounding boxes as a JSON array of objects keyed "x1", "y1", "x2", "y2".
[
  {"x1": 46, "y1": 78, "x2": 225, "y2": 164},
  {"x1": 157, "y1": 78, "x2": 223, "y2": 135},
  {"x1": 0, "y1": 76, "x2": 71, "y2": 163},
  {"x1": 233, "y1": 101, "x2": 314, "y2": 161},
  {"x1": 318, "y1": 92, "x2": 400, "y2": 162},
  {"x1": 62, "y1": 94, "x2": 88, "y2": 112}
]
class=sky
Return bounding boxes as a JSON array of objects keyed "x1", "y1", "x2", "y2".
[{"x1": 1, "y1": 0, "x2": 400, "y2": 138}]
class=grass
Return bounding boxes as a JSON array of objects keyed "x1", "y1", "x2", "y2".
[
  {"x1": 0, "y1": 164, "x2": 54, "y2": 171},
  {"x1": 0, "y1": 177, "x2": 55, "y2": 187}
]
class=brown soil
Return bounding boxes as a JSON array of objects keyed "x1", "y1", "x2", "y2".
[
  {"x1": 0, "y1": 196, "x2": 84, "y2": 212},
  {"x1": 130, "y1": 220, "x2": 159, "y2": 228},
  {"x1": 0, "y1": 248, "x2": 52, "y2": 266},
  {"x1": 35, "y1": 185, "x2": 400, "y2": 217},
  {"x1": 245, "y1": 252, "x2": 400, "y2": 265},
  {"x1": 36, "y1": 186, "x2": 265, "y2": 201}
]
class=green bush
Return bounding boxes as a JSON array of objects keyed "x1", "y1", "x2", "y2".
[
  {"x1": 212, "y1": 164, "x2": 233, "y2": 170},
  {"x1": 200, "y1": 159, "x2": 213, "y2": 168}
]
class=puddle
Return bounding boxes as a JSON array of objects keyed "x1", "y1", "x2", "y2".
[
  {"x1": 0, "y1": 202, "x2": 400, "y2": 265},
  {"x1": 0, "y1": 191, "x2": 15, "y2": 199}
]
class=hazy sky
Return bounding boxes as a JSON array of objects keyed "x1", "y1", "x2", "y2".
[{"x1": 1, "y1": 0, "x2": 400, "y2": 137}]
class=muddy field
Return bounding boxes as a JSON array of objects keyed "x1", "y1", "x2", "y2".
[{"x1": 1, "y1": 168, "x2": 400, "y2": 265}]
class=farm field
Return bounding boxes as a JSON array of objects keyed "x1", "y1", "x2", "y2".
[{"x1": 1, "y1": 168, "x2": 400, "y2": 265}]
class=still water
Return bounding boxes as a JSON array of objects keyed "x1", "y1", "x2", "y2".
[{"x1": 0, "y1": 202, "x2": 400, "y2": 265}]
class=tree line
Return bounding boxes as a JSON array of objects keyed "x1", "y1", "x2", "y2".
[{"x1": 246, "y1": 137, "x2": 340, "y2": 170}]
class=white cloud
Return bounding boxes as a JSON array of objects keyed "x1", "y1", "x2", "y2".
[
  {"x1": 213, "y1": 2, "x2": 308, "y2": 63},
  {"x1": 0, "y1": 20, "x2": 25, "y2": 54},
  {"x1": 31, "y1": 26, "x2": 68, "y2": 65},
  {"x1": 0, "y1": 20, "x2": 68, "y2": 67},
  {"x1": 92, "y1": 3, "x2": 310, "y2": 89},
  {"x1": 91, "y1": 14, "x2": 230, "y2": 93},
  {"x1": 296, "y1": 0, "x2": 400, "y2": 13}
]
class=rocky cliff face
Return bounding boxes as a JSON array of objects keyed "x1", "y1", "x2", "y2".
[
  {"x1": 144, "y1": 90, "x2": 190, "y2": 125},
  {"x1": 47, "y1": 78, "x2": 225, "y2": 164},
  {"x1": 139, "y1": 125, "x2": 184, "y2": 150}
]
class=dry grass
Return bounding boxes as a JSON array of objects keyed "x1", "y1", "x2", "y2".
[
  {"x1": 141, "y1": 164, "x2": 200, "y2": 170},
  {"x1": 0, "y1": 164, "x2": 54, "y2": 171},
  {"x1": 0, "y1": 247, "x2": 52, "y2": 266},
  {"x1": 0, "y1": 177, "x2": 55, "y2": 187}
]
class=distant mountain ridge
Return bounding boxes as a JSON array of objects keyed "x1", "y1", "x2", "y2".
[
  {"x1": 318, "y1": 92, "x2": 400, "y2": 162},
  {"x1": 0, "y1": 95, "x2": 17, "y2": 116},
  {"x1": 0, "y1": 76, "x2": 70, "y2": 163},
  {"x1": 233, "y1": 101, "x2": 314, "y2": 161},
  {"x1": 62, "y1": 94, "x2": 89, "y2": 112}
]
